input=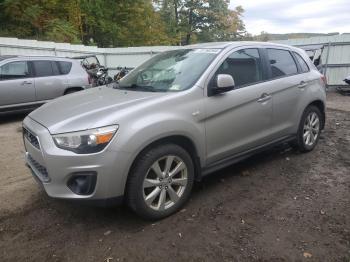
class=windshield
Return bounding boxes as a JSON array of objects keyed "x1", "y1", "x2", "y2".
[{"x1": 117, "y1": 49, "x2": 220, "y2": 92}]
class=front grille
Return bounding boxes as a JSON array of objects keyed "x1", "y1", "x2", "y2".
[
  {"x1": 27, "y1": 154, "x2": 50, "y2": 182},
  {"x1": 23, "y1": 127, "x2": 40, "y2": 150}
]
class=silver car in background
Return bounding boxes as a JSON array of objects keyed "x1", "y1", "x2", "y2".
[
  {"x1": 23, "y1": 42, "x2": 326, "y2": 219},
  {"x1": 0, "y1": 56, "x2": 90, "y2": 114}
]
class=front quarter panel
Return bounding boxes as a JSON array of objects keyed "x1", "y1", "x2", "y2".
[{"x1": 108, "y1": 87, "x2": 206, "y2": 191}]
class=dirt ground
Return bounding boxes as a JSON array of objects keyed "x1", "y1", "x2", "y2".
[{"x1": 0, "y1": 92, "x2": 349, "y2": 262}]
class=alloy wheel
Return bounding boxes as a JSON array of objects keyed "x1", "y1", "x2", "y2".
[
  {"x1": 303, "y1": 112, "x2": 320, "y2": 146},
  {"x1": 143, "y1": 155, "x2": 188, "y2": 211}
]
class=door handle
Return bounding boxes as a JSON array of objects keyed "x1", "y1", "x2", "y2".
[
  {"x1": 297, "y1": 81, "x2": 307, "y2": 89},
  {"x1": 257, "y1": 93, "x2": 271, "y2": 103},
  {"x1": 21, "y1": 80, "x2": 33, "y2": 85}
]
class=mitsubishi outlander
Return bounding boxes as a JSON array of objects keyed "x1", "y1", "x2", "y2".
[{"x1": 23, "y1": 42, "x2": 326, "y2": 219}]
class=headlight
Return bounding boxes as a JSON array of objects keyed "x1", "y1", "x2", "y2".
[{"x1": 52, "y1": 125, "x2": 118, "y2": 154}]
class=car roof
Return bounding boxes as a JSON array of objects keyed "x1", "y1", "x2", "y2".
[
  {"x1": 1, "y1": 55, "x2": 73, "y2": 59},
  {"x1": 72, "y1": 55, "x2": 98, "y2": 59},
  {"x1": 0, "y1": 55, "x2": 78, "y2": 62},
  {"x1": 186, "y1": 41, "x2": 296, "y2": 50}
]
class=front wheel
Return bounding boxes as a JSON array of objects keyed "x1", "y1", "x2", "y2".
[
  {"x1": 126, "y1": 144, "x2": 194, "y2": 220},
  {"x1": 295, "y1": 105, "x2": 323, "y2": 152}
]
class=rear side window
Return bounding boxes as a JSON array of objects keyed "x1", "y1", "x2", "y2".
[
  {"x1": 267, "y1": 49, "x2": 298, "y2": 78},
  {"x1": 0, "y1": 61, "x2": 29, "y2": 80},
  {"x1": 33, "y1": 61, "x2": 53, "y2": 77},
  {"x1": 215, "y1": 48, "x2": 263, "y2": 87},
  {"x1": 293, "y1": 52, "x2": 309, "y2": 73},
  {"x1": 57, "y1": 61, "x2": 72, "y2": 75}
]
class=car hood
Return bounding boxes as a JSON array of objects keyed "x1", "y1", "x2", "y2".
[{"x1": 29, "y1": 86, "x2": 166, "y2": 134}]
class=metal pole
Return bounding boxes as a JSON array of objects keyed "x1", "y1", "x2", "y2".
[
  {"x1": 103, "y1": 53, "x2": 107, "y2": 67},
  {"x1": 323, "y1": 42, "x2": 331, "y2": 89}
]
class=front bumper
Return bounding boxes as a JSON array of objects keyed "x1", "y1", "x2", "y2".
[{"x1": 23, "y1": 117, "x2": 132, "y2": 201}]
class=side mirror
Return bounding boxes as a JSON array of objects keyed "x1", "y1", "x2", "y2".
[{"x1": 210, "y1": 74, "x2": 235, "y2": 95}]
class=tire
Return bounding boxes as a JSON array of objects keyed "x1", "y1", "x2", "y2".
[
  {"x1": 295, "y1": 105, "x2": 323, "y2": 152},
  {"x1": 126, "y1": 144, "x2": 195, "y2": 220}
]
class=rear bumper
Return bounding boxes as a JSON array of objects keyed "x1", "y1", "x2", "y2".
[{"x1": 23, "y1": 117, "x2": 132, "y2": 202}]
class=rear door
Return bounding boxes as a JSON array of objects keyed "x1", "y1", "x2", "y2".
[
  {"x1": 263, "y1": 48, "x2": 306, "y2": 138},
  {"x1": 204, "y1": 47, "x2": 274, "y2": 165},
  {"x1": 0, "y1": 60, "x2": 36, "y2": 107},
  {"x1": 32, "y1": 60, "x2": 68, "y2": 101}
]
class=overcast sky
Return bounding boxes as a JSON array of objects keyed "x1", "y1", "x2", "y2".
[{"x1": 229, "y1": 0, "x2": 350, "y2": 35}]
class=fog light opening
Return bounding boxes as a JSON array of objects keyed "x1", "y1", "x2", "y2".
[{"x1": 67, "y1": 172, "x2": 97, "y2": 195}]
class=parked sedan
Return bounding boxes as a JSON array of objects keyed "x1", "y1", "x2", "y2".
[{"x1": 0, "y1": 56, "x2": 91, "y2": 114}]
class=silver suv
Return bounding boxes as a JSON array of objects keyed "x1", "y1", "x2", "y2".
[
  {"x1": 0, "y1": 56, "x2": 90, "y2": 114},
  {"x1": 23, "y1": 42, "x2": 326, "y2": 219}
]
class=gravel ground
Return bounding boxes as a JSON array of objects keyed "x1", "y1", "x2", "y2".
[{"x1": 0, "y1": 92, "x2": 349, "y2": 261}]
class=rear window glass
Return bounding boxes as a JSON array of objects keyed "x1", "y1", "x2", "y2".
[
  {"x1": 294, "y1": 52, "x2": 309, "y2": 73},
  {"x1": 57, "y1": 61, "x2": 72, "y2": 74},
  {"x1": 33, "y1": 61, "x2": 53, "y2": 77},
  {"x1": 267, "y1": 49, "x2": 298, "y2": 78}
]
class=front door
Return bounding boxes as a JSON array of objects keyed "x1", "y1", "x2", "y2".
[
  {"x1": 204, "y1": 48, "x2": 274, "y2": 165},
  {"x1": 0, "y1": 61, "x2": 35, "y2": 107}
]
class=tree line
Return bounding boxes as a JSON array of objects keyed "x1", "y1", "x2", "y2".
[{"x1": 0, "y1": 0, "x2": 246, "y2": 47}]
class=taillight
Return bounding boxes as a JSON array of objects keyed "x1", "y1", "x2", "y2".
[{"x1": 321, "y1": 75, "x2": 327, "y2": 86}]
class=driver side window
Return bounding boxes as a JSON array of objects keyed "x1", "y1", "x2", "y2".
[
  {"x1": 215, "y1": 48, "x2": 263, "y2": 88},
  {"x1": 0, "y1": 61, "x2": 29, "y2": 80}
]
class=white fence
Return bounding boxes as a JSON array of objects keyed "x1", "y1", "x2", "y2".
[
  {"x1": 0, "y1": 37, "x2": 176, "y2": 75},
  {"x1": 3, "y1": 36, "x2": 350, "y2": 86}
]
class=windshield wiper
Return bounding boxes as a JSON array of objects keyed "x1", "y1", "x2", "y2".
[{"x1": 115, "y1": 83, "x2": 157, "y2": 92}]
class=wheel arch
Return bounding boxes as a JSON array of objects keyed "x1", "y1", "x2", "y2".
[
  {"x1": 124, "y1": 134, "x2": 202, "y2": 195},
  {"x1": 307, "y1": 100, "x2": 326, "y2": 129},
  {"x1": 64, "y1": 87, "x2": 84, "y2": 95}
]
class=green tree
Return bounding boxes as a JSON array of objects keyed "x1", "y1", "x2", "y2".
[
  {"x1": 0, "y1": 0, "x2": 82, "y2": 42},
  {"x1": 157, "y1": 0, "x2": 245, "y2": 45},
  {"x1": 79, "y1": 0, "x2": 172, "y2": 47},
  {"x1": 0, "y1": 0, "x2": 245, "y2": 47},
  {"x1": 156, "y1": 0, "x2": 182, "y2": 44}
]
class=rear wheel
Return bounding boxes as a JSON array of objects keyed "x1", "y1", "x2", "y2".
[
  {"x1": 126, "y1": 144, "x2": 194, "y2": 220},
  {"x1": 295, "y1": 105, "x2": 322, "y2": 152}
]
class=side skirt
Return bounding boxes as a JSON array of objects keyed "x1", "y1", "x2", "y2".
[{"x1": 201, "y1": 135, "x2": 296, "y2": 177}]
